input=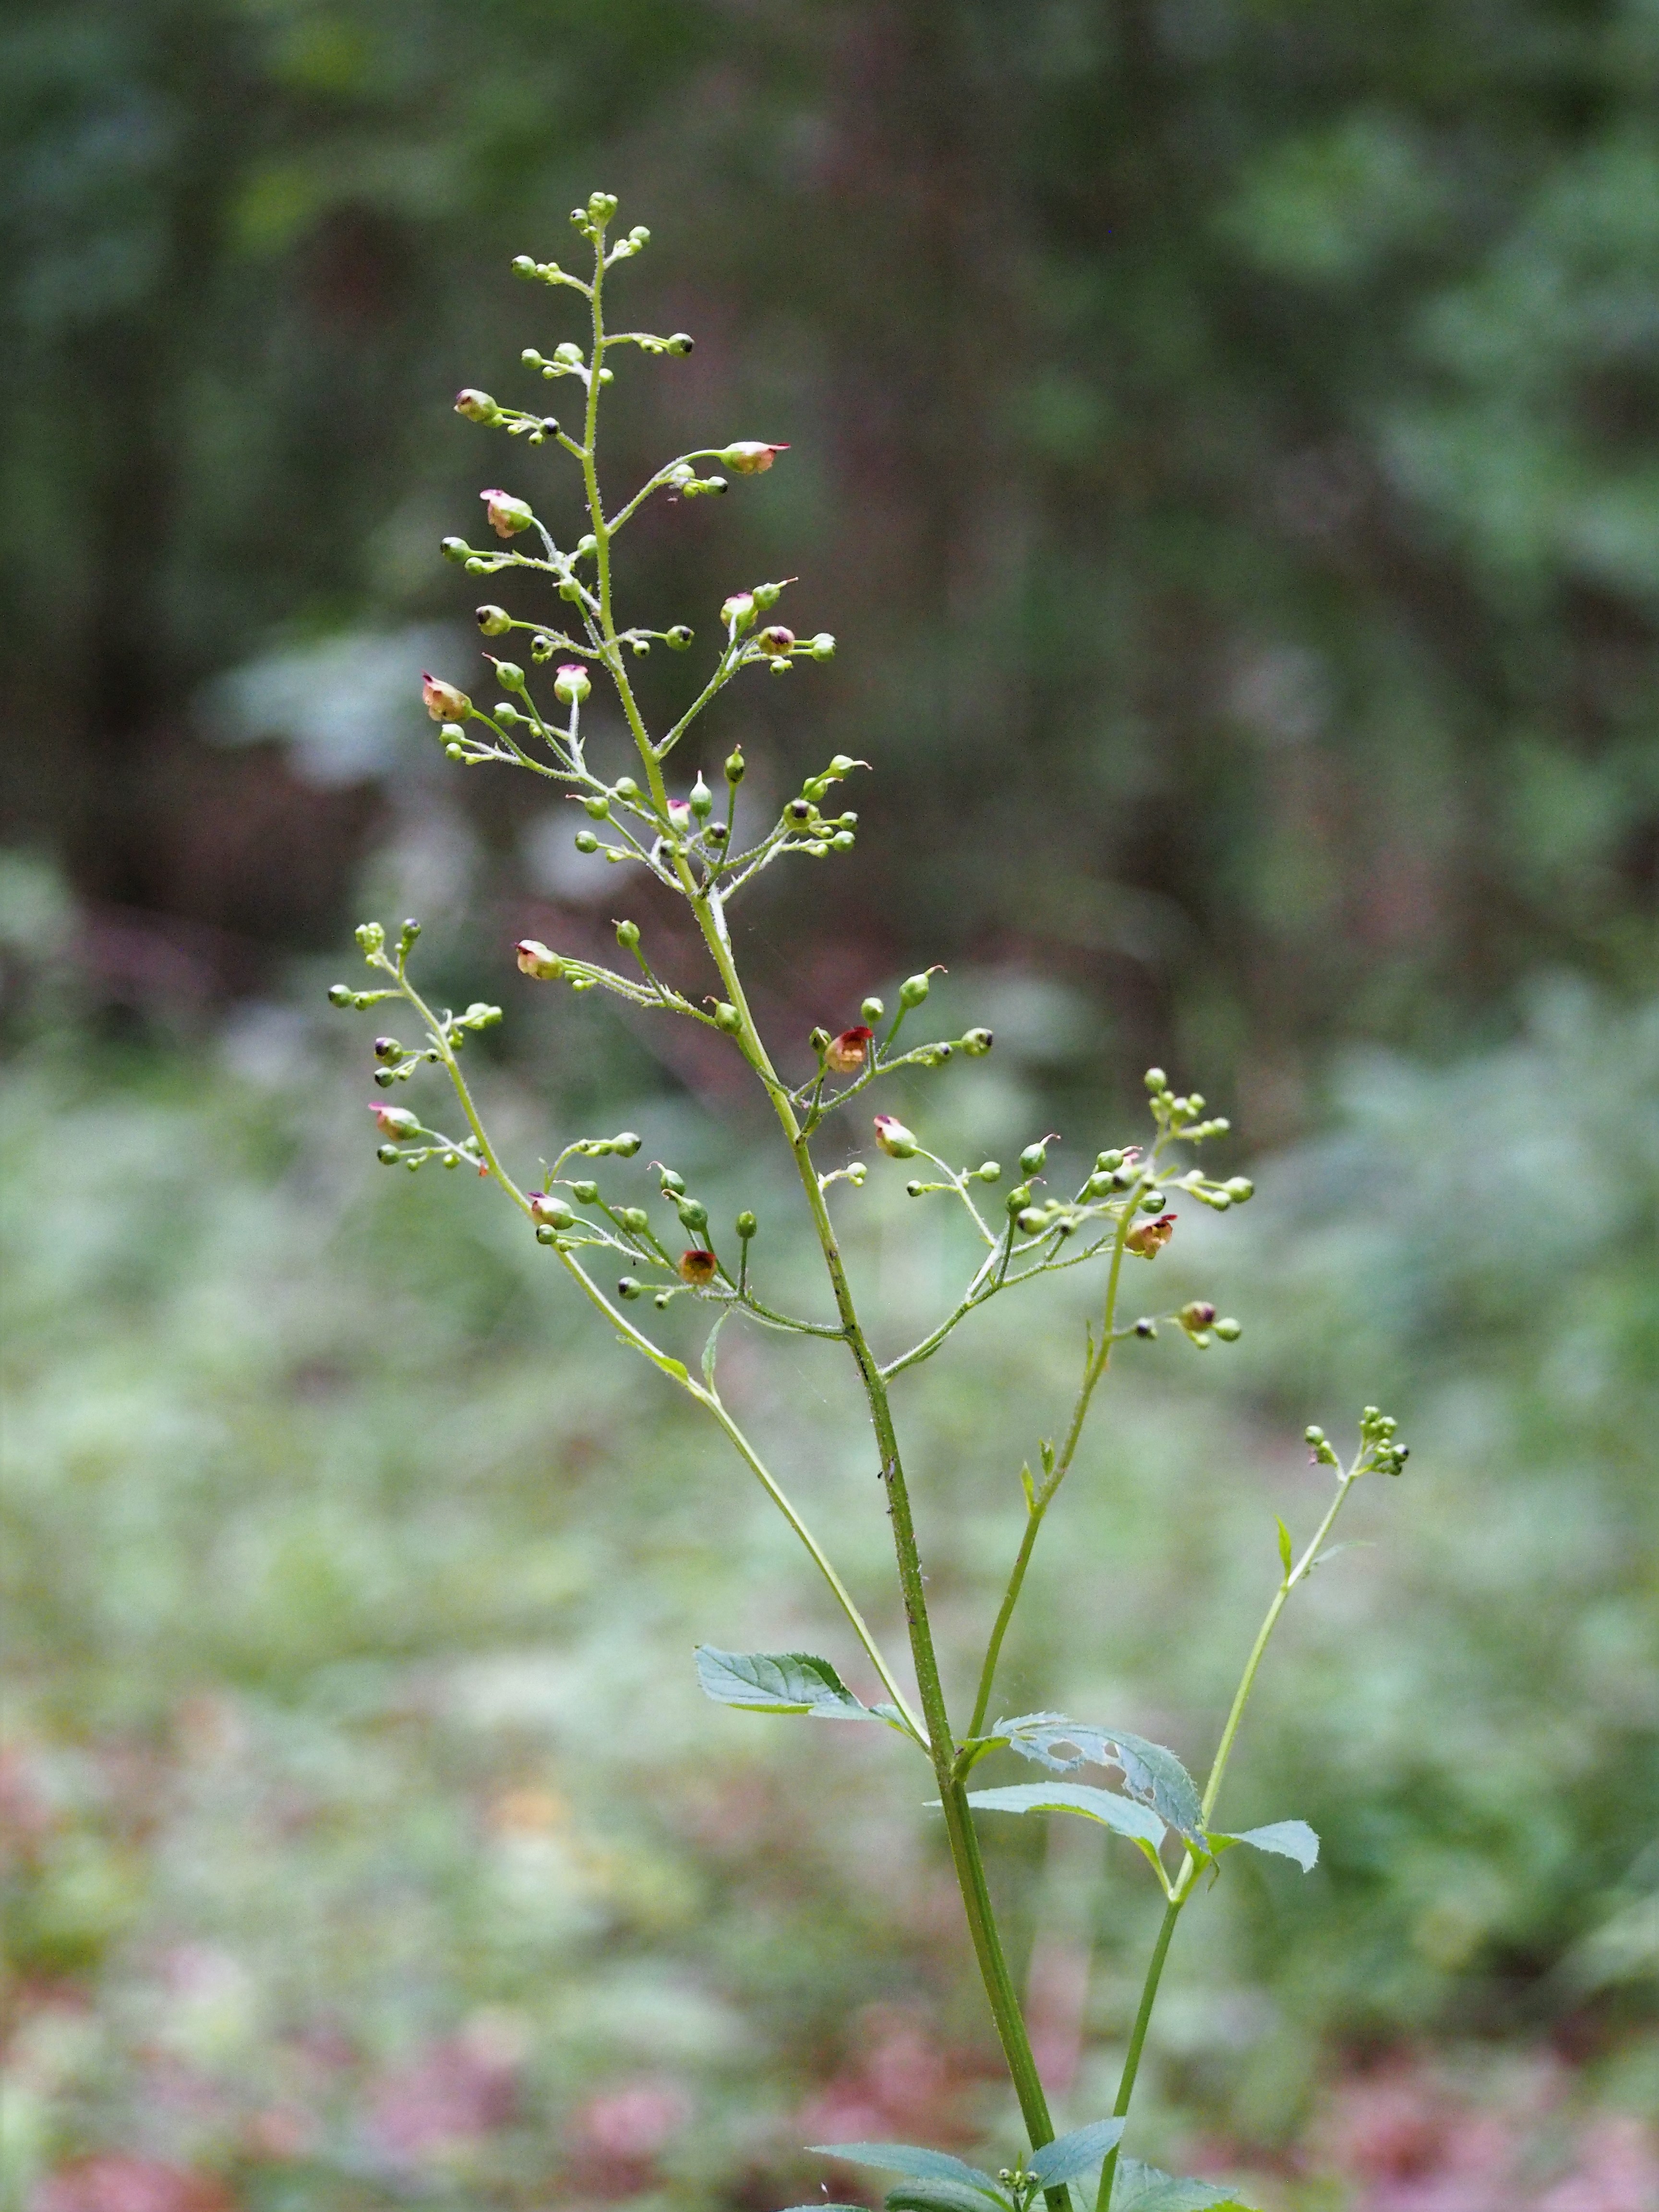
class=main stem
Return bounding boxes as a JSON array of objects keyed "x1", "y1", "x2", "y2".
[{"x1": 577, "y1": 236, "x2": 1056, "y2": 2158}]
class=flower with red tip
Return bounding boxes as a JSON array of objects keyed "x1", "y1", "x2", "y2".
[
  {"x1": 720, "y1": 592, "x2": 757, "y2": 631},
  {"x1": 422, "y1": 673, "x2": 471, "y2": 722},
  {"x1": 368, "y1": 1103, "x2": 420, "y2": 1139},
  {"x1": 873, "y1": 1114, "x2": 918, "y2": 1159},
  {"x1": 454, "y1": 388, "x2": 500, "y2": 423},
  {"x1": 553, "y1": 663, "x2": 591, "y2": 706},
  {"x1": 721, "y1": 442, "x2": 789, "y2": 474},
  {"x1": 481, "y1": 488, "x2": 533, "y2": 538},
  {"x1": 1126, "y1": 1213, "x2": 1176, "y2": 1258},
  {"x1": 825, "y1": 1026, "x2": 873, "y2": 1074},
  {"x1": 666, "y1": 799, "x2": 692, "y2": 832},
  {"x1": 756, "y1": 625, "x2": 795, "y2": 658},
  {"x1": 516, "y1": 939, "x2": 565, "y2": 980},
  {"x1": 678, "y1": 1248, "x2": 718, "y2": 1285}
]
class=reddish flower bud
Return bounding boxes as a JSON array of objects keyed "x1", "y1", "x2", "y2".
[
  {"x1": 367, "y1": 1103, "x2": 419, "y2": 1139},
  {"x1": 529, "y1": 1190, "x2": 575, "y2": 1229},
  {"x1": 1180, "y1": 1300, "x2": 1216, "y2": 1331},
  {"x1": 721, "y1": 442, "x2": 789, "y2": 474},
  {"x1": 666, "y1": 799, "x2": 692, "y2": 831},
  {"x1": 874, "y1": 1114, "x2": 918, "y2": 1159},
  {"x1": 720, "y1": 592, "x2": 757, "y2": 631},
  {"x1": 757, "y1": 625, "x2": 795, "y2": 657},
  {"x1": 516, "y1": 938, "x2": 565, "y2": 980},
  {"x1": 454, "y1": 388, "x2": 500, "y2": 423},
  {"x1": 826, "y1": 1026, "x2": 873, "y2": 1074},
  {"x1": 1125, "y1": 1213, "x2": 1176, "y2": 1258},
  {"x1": 481, "y1": 488, "x2": 534, "y2": 538},
  {"x1": 422, "y1": 673, "x2": 472, "y2": 722},
  {"x1": 678, "y1": 1248, "x2": 718, "y2": 1285},
  {"x1": 553, "y1": 663, "x2": 591, "y2": 705}
]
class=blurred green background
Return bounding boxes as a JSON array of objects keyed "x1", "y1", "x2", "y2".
[{"x1": 1, "y1": 2, "x2": 1656, "y2": 2207}]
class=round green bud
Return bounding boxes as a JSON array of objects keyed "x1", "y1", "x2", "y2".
[
  {"x1": 493, "y1": 661, "x2": 525, "y2": 688},
  {"x1": 531, "y1": 634, "x2": 555, "y2": 661},
  {"x1": 666, "y1": 625, "x2": 695, "y2": 650},
  {"x1": 659, "y1": 1170, "x2": 686, "y2": 1196},
  {"x1": 615, "y1": 920, "x2": 640, "y2": 950},
  {"x1": 511, "y1": 254, "x2": 537, "y2": 278},
  {"x1": 574, "y1": 830, "x2": 600, "y2": 853},
  {"x1": 442, "y1": 536, "x2": 469, "y2": 563},
  {"x1": 572, "y1": 1179, "x2": 600, "y2": 1204},
  {"x1": 619, "y1": 1206, "x2": 650, "y2": 1233},
  {"x1": 690, "y1": 776, "x2": 713, "y2": 819},
  {"x1": 617, "y1": 1275, "x2": 642, "y2": 1299},
  {"x1": 713, "y1": 1002, "x2": 741, "y2": 1033},
  {"x1": 1214, "y1": 1317, "x2": 1242, "y2": 1341},
  {"x1": 829, "y1": 755, "x2": 859, "y2": 775},
  {"x1": 724, "y1": 750, "x2": 745, "y2": 787},
  {"x1": 1020, "y1": 1141, "x2": 1047, "y2": 1175},
  {"x1": 809, "y1": 633, "x2": 836, "y2": 660},
  {"x1": 612, "y1": 1132, "x2": 641, "y2": 1156},
  {"x1": 584, "y1": 794, "x2": 611, "y2": 820},
  {"x1": 977, "y1": 1161, "x2": 1001, "y2": 1182},
  {"x1": 831, "y1": 830, "x2": 855, "y2": 852},
  {"x1": 1305, "y1": 1425, "x2": 1325, "y2": 1445},
  {"x1": 376, "y1": 1143, "x2": 400, "y2": 1165},
  {"x1": 476, "y1": 605, "x2": 511, "y2": 636},
  {"x1": 1224, "y1": 1177, "x2": 1254, "y2": 1202},
  {"x1": 1007, "y1": 1183, "x2": 1032, "y2": 1212},
  {"x1": 1135, "y1": 1317, "x2": 1157, "y2": 1338},
  {"x1": 960, "y1": 1027, "x2": 993, "y2": 1055},
  {"x1": 1096, "y1": 1149, "x2": 1124, "y2": 1171},
  {"x1": 1017, "y1": 1206, "x2": 1046, "y2": 1234},
  {"x1": 666, "y1": 333, "x2": 694, "y2": 355},
  {"x1": 328, "y1": 983, "x2": 353, "y2": 1007},
  {"x1": 1140, "y1": 1189, "x2": 1166, "y2": 1211},
  {"x1": 445, "y1": 743, "x2": 466, "y2": 761},
  {"x1": 808, "y1": 1026, "x2": 831, "y2": 1054},
  {"x1": 1084, "y1": 1172, "x2": 1112, "y2": 1198},
  {"x1": 899, "y1": 972, "x2": 932, "y2": 1008},
  {"x1": 373, "y1": 1067, "x2": 396, "y2": 1089},
  {"x1": 1144, "y1": 1066, "x2": 1168, "y2": 1093},
  {"x1": 535, "y1": 1222, "x2": 561, "y2": 1245},
  {"x1": 677, "y1": 1198, "x2": 709, "y2": 1232},
  {"x1": 559, "y1": 578, "x2": 584, "y2": 602},
  {"x1": 613, "y1": 777, "x2": 640, "y2": 801},
  {"x1": 861, "y1": 996, "x2": 885, "y2": 1024},
  {"x1": 736, "y1": 1211, "x2": 757, "y2": 1240}
]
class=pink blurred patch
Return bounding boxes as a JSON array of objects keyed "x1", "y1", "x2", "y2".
[
  {"x1": 32, "y1": 2158, "x2": 228, "y2": 2212},
  {"x1": 799, "y1": 2006, "x2": 967, "y2": 2164},
  {"x1": 564, "y1": 2080, "x2": 691, "y2": 2197},
  {"x1": 366, "y1": 2035, "x2": 518, "y2": 2165}
]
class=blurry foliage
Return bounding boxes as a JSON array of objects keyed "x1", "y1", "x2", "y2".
[
  {"x1": 2, "y1": 0, "x2": 1657, "y2": 1126},
  {"x1": 2, "y1": 948, "x2": 1654, "y2": 2200}
]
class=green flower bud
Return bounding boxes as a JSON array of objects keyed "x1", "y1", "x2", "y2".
[
  {"x1": 960, "y1": 1027, "x2": 993, "y2": 1055},
  {"x1": 617, "y1": 1275, "x2": 642, "y2": 1299},
  {"x1": 1096, "y1": 1149, "x2": 1124, "y2": 1171},
  {"x1": 831, "y1": 830, "x2": 855, "y2": 852},
  {"x1": 613, "y1": 777, "x2": 640, "y2": 801},
  {"x1": 736, "y1": 1211, "x2": 757, "y2": 1239},
  {"x1": 495, "y1": 662, "x2": 526, "y2": 691},
  {"x1": 442, "y1": 536, "x2": 470, "y2": 563},
  {"x1": 690, "y1": 776, "x2": 713, "y2": 819},
  {"x1": 584, "y1": 794, "x2": 611, "y2": 820},
  {"x1": 1135, "y1": 1317, "x2": 1157, "y2": 1338},
  {"x1": 725, "y1": 748, "x2": 745, "y2": 785},
  {"x1": 757, "y1": 624, "x2": 794, "y2": 657},
  {"x1": 377, "y1": 1142, "x2": 400, "y2": 1165},
  {"x1": 1144, "y1": 1066, "x2": 1168, "y2": 1093},
  {"x1": 809, "y1": 633, "x2": 836, "y2": 660},
  {"x1": 611, "y1": 1132, "x2": 641, "y2": 1156},
  {"x1": 1017, "y1": 1206, "x2": 1046, "y2": 1234},
  {"x1": 534, "y1": 1222, "x2": 559, "y2": 1243},
  {"x1": 899, "y1": 971, "x2": 933, "y2": 1008},
  {"x1": 454, "y1": 388, "x2": 500, "y2": 423},
  {"x1": 659, "y1": 1169, "x2": 686, "y2": 1196},
  {"x1": 328, "y1": 983, "x2": 353, "y2": 1007},
  {"x1": 572, "y1": 1179, "x2": 600, "y2": 1204},
  {"x1": 1180, "y1": 1301, "x2": 1217, "y2": 1334},
  {"x1": 1214, "y1": 1317, "x2": 1241, "y2": 1341},
  {"x1": 713, "y1": 1003, "x2": 741, "y2": 1033},
  {"x1": 1224, "y1": 1177, "x2": 1254, "y2": 1202},
  {"x1": 1140, "y1": 1189, "x2": 1166, "y2": 1211},
  {"x1": 677, "y1": 1197, "x2": 709, "y2": 1232},
  {"x1": 619, "y1": 1206, "x2": 650, "y2": 1233},
  {"x1": 1020, "y1": 1141, "x2": 1047, "y2": 1175},
  {"x1": 666, "y1": 625, "x2": 695, "y2": 650},
  {"x1": 873, "y1": 1114, "x2": 918, "y2": 1159},
  {"x1": 511, "y1": 254, "x2": 538, "y2": 279},
  {"x1": 615, "y1": 920, "x2": 640, "y2": 950},
  {"x1": 861, "y1": 996, "x2": 885, "y2": 1024},
  {"x1": 574, "y1": 830, "x2": 599, "y2": 854},
  {"x1": 666, "y1": 333, "x2": 694, "y2": 355},
  {"x1": 1007, "y1": 1183, "x2": 1032, "y2": 1212},
  {"x1": 721, "y1": 591, "x2": 757, "y2": 630},
  {"x1": 722, "y1": 443, "x2": 789, "y2": 474},
  {"x1": 977, "y1": 1161, "x2": 1001, "y2": 1182},
  {"x1": 516, "y1": 939, "x2": 564, "y2": 980},
  {"x1": 808, "y1": 1026, "x2": 831, "y2": 1055},
  {"x1": 554, "y1": 663, "x2": 591, "y2": 705},
  {"x1": 476, "y1": 605, "x2": 512, "y2": 636},
  {"x1": 529, "y1": 1191, "x2": 575, "y2": 1230}
]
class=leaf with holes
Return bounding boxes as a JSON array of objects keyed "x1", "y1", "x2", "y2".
[
  {"x1": 995, "y1": 1714, "x2": 1204, "y2": 1839},
  {"x1": 696, "y1": 1647, "x2": 874, "y2": 1718}
]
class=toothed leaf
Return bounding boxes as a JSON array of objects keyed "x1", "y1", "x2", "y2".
[
  {"x1": 962, "y1": 1783, "x2": 1166, "y2": 1847},
  {"x1": 1026, "y1": 2119, "x2": 1127, "y2": 2187},
  {"x1": 994, "y1": 1714, "x2": 1204, "y2": 1838},
  {"x1": 697, "y1": 1647, "x2": 873, "y2": 1718}
]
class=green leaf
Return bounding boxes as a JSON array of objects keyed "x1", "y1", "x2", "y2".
[
  {"x1": 809, "y1": 2143, "x2": 1004, "y2": 2195},
  {"x1": 1210, "y1": 1819, "x2": 1319, "y2": 1871},
  {"x1": 962, "y1": 1782, "x2": 1166, "y2": 1847},
  {"x1": 1275, "y1": 1515, "x2": 1293, "y2": 1574},
  {"x1": 696, "y1": 1647, "x2": 874, "y2": 1718},
  {"x1": 1109, "y1": 2158, "x2": 1257, "y2": 2211},
  {"x1": 887, "y1": 2182, "x2": 1014, "y2": 2212},
  {"x1": 995, "y1": 1714, "x2": 1204, "y2": 1838},
  {"x1": 1026, "y1": 2118, "x2": 1126, "y2": 2187}
]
